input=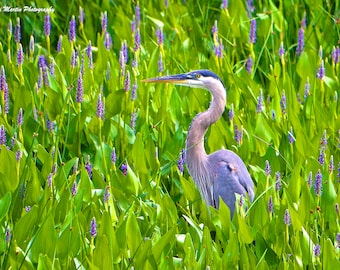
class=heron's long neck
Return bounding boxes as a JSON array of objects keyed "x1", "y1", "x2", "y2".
[{"x1": 185, "y1": 91, "x2": 226, "y2": 205}]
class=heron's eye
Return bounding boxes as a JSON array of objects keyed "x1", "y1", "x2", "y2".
[{"x1": 195, "y1": 73, "x2": 201, "y2": 79}]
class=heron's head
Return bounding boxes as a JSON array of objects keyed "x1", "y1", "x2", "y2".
[{"x1": 142, "y1": 70, "x2": 226, "y2": 96}]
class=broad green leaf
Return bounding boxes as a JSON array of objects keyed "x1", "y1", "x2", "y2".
[
  {"x1": 0, "y1": 192, "x2": 11, "y2": 221},
  {"x1": 152, "y1": 227, "x2": 176, "y2": 262},
  {"x1": 14, "y1": 205, "x2": 39, "y2": 247},
  {"x1": 29, "y1": 212, "x2": 57, "y2": 263},
  {"x1": 0, "y1": 146, "x2": 18, "y2": 195},
  {"x1": 126, "y1": 210, "x2": 143, "y2": 256}
]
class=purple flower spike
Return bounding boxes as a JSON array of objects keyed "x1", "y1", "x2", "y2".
[
  {"x1": 96, "y1": 93, "x2": 104, "y2": 119},
  {"x1": 132, "y1": 54, "x2": 138, "y2": 69},
  {"x1": 246, "y1": 0, "x2": 255, "y2": 18},
  {"x1": 130, "y1": 110, "x2": 137, "y2": 131},
  {"x1": 16, "y1": 150, "x2": 22, "y2": 161},
  {"x1": 131, "y1": 81, "x2": 137, "y2": 101},
  {"x1": 46, "y1": 117, "x2": 55, "y2": 133},
  {"x1": 280, "y1": 90, "x2": 287, "y2": 115},
  {"x1": 279, "y1": 41, "x2": 285, "y2": 58},
  {"x1": 296, "y1": 27, "x2": 304, "y2": 56},
  {"x1": 332, "y1": 46, "x2": 340, "y2": 64},
  {"x1": 320, "y1": 130, "x2": 327, "y2": 148},
  {"x1": 38, "y1": 55, "x2": 47, "y2": 68},
  {"x1": 3, "y1": 82, "x2": 9, "y2": 114},
  {"x1": 111, "y1": 148, "x2": 116, "y2": 164},
  {"x1": 307, "y1": 171, "x2": 313, "y2": 187},
  {"x1": 256, "y1": 89, "x2": 263, "y2": 113},
  {"x1": 178, "y1": 149, "x2": 185, "y2": 175},
  {"x1": 44, "y1": 13, "x2": 51, "y2": 37},
  {"x1": 38, "y1": 56, "x2": 49, "y2": 87},
  {"x1": 85, "y1": 160, "x2": 92, "y2": 179},
  {"x1": 47, "y1": 173, "x2": 53, "y2": 189},
  {"x1": 79, "y1": 7, "x2": 84, "y2": 26},
  {"x1": 316, "y1": 60, "x2": 325, "y2": 80},
  {"x1": 131, "y1": 19, "x2": 137, "y2": 35},
  {"x1": 249, "y1": 18, "x2": 256, "y2": 44},
  {"x1": 0, "y1": 125, "x2": 7, "y2": 145},
  {"x1": 221, "y1": 0, "x2": 228, "y2": 9},
  {"x1": 314, "y1": 169, "x2": 322, "y2": 196},
  {"x1": 275, "y1": 171, "x2": 281, "y2": 191},
  {"x1": 104, "y1": 33, "x2": 112, "y2": 50},
  {"x1": 69, "y1": 15, "x2": 76, "y2": 43},
  {"x1": 314, "y1": 244, "x2": 321, "y2": 257},
  {"x1": 212, "y1": 20, "x2": 218, "y2": 37},
  {"x1": 228, "y1": 104, "x2": 234, "y2": 121},
  {"x1": 71, "y1": 49, "x2": 77, "y2": 68},
  {"x1": 246, "y1": 56, "x2": 253, "y2": 74},
  {"x1": 76, "y1": 73, "x2": 83, "y2": 103},
  {"x1": 120, "y1": 162, "x2": 128, "y2": 176},
  {"x1": 318, "y1": 149, "x2": 325, "y2": 166},
  {"x1": 17, "y1": 108, "x2": 23, "y2": 127},
  {"x1": 336, "y1": 233, "x2": 340, "y2": 247},
  {"x1": 17, "y1": 43, "x2": 24, "y2": 66},
  {"x1": 90, "y1": 217, "x2": 97, "y2": 238},
  {"x1": 14, "y1": 18, "x2": 21, "y2": 43},
  {"x1": 57, "y1": 35, "x2": 63, "y2": 53},
  {"x1": 134, "y1": 29, "x2": 141, "y2": 52},
  {"x1": 73, "y1": 158, "x2": 79, "y2": 175},
  {"x1": 156, "y1": 27, "x2": 164, "y2": 46},
  {"x1": 234, "y1": 124, "x2": 243, "y2": 144},
  {"x1": 101, "y1": 11, "x2": 107, "y2": 34},
  {"x1": 268, "y1": 195, "x2": 273, "y2": 213},
  {"x1": 288, "y1": 127, "x2": 295, "y2": 144},
  {"x1": 214, "y1": 39, "x2": 224, "y2": 58},
  {"x1": 124, "y1": 71, "x2": 130, "y2": 92},
  {"x1": 284, "y1": 209, "x2": 291, "y2": 225},
  {"x1": 0, "y1": 65, "x2": 6, "y2": 91},
  {"x1": 71, "y1": 181, "x2": 77, "y2": 196},
  {"x1": 104, "y1": 186, "x2": 110, "y2": 203},
  {"x1": 29, "y1": 35, "x2": 35, "y2": 56},
  {"x1": 87, "y1": 41, "x2": 93, "y2": 69},
  {"x1": 49, "y1": 59, "x2": 55, "y2": 77}
]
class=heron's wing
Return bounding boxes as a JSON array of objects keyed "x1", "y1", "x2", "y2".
[{"x1": 209, "y1": 150, "x2": 254, "y2": 216}]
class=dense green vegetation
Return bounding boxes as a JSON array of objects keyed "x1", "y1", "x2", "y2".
[{"x1": 0, "y1": 0, "x2": 339, "y2": 268}]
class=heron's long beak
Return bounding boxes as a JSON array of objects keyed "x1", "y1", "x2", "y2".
[{"x1": 142, "y1": 73, "x2": 191, "y2": 84}]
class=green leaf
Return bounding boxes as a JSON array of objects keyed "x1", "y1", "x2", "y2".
[
  {"x1": 126, "y1": 210, "x2": 143, "y2": 256},
  {"x1": 0, "y1": 192, "x2": 11, "y2": 222},
  {"x1": 131, "y1": 132, "x2": 148, "y2": 174},
  {"x1": 29, "y1": 212, "x2": 57, "y2": 263},
  {"x1": 152, "y1": 227, "x2": 176, "y2": 262},
  {"x1": 0, "y1": 146, "x2": 19, "y2": 195},
  {"x1": 14, "y1": 205, "x2": 39, "y2": 247}
]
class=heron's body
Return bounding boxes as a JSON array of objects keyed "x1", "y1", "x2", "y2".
[{"x1": 143, "y1": 69, "x2": 254, "y2": 217}]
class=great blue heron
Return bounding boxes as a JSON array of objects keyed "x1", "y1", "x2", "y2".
[{"x1": 143, "y1": 69, "x2": 255, "y2": 217}]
